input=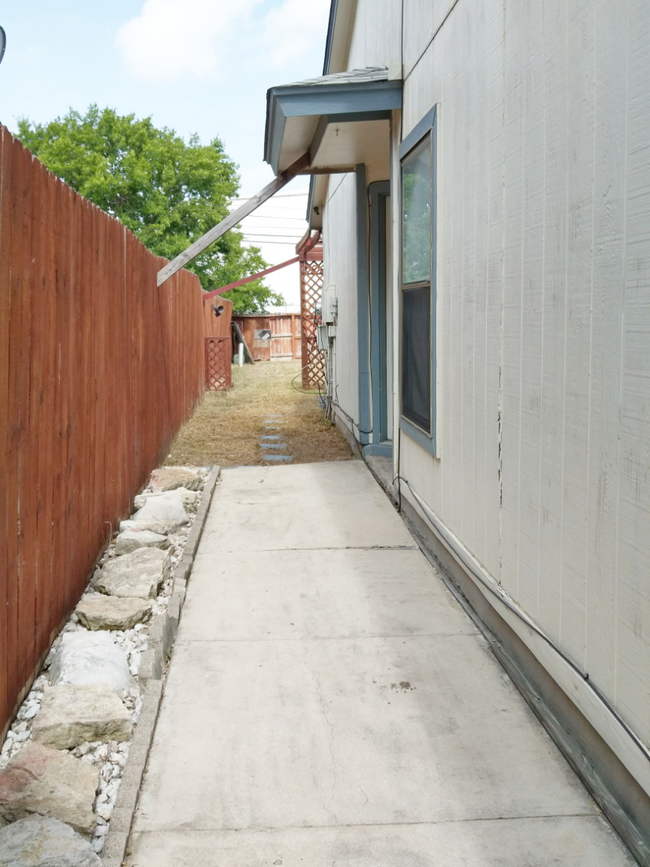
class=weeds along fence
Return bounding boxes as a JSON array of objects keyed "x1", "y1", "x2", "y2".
[{"x1": 0, "y1": 127, "x2": 206, "y2": 738}]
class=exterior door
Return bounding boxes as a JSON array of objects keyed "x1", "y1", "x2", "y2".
[{"x1": 369, "y1": 182, "x2": 392, "y2": 453}]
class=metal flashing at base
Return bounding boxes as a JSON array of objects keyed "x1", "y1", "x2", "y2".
[
  {"x1": 396, "y1": 491, "x2": 650, "y2": 867},
  {"x1": 363, "y1": 442, "x2": 393, "y2": 458}
]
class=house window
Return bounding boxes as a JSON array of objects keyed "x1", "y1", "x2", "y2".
[{"x1": 399, "y1": 106, "x2": 437, "y2": 454}]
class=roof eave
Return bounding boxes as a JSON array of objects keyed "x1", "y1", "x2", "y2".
[{"x1": 264, "y1": 76, "x2": 401, "y2": 174}]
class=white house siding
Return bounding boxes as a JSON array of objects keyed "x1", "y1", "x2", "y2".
[
  {"x1": 323, "y1": 173, "x2": 360, "y2": 427},
  {"x1": 395, "y1": 0, "x2": 650, "y2": 749},
  {"x1": 347, "y1": 0, "x2": 401, "y2": 71}
]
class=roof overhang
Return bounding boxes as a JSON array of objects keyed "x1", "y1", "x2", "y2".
[{"x1": 264, "y1": 67, "x2": 402, "y2": 177}]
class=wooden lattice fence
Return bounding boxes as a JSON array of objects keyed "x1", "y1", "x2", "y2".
[
  {"x1": 300, "y1": 258, "x2": 325, "y2": 390},
  {"x1": 205, "y1": 336, "x2": 233, "y2": 391}
]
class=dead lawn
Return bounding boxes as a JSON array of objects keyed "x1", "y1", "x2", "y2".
[{"x1": 166, "y1": 360, "x2": 353, "y2": 468}]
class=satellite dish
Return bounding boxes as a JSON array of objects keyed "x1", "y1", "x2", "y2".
[{"x1": 0, "y1": 28, "x2": 6, "y2": 66}]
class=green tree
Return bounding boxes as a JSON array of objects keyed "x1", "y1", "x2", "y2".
[{"x1": 17, "y1": 105, "x2": 284, "y2": 313}]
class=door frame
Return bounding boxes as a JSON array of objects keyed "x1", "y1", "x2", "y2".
[{"x1": 367, "y1": 180, "x2": 392, "y2": 454}]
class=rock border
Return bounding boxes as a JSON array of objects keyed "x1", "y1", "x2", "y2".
[{"x1": 100, "y1": 466, "x2": 220, "y2": 867}]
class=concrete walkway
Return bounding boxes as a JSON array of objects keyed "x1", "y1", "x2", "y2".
[{"x1": 129, "y1": 461, "x2": 635, "y2": 866}]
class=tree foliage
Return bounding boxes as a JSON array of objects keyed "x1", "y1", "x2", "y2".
[{"x1": 17, "y1": 106, "x2": 284, "y2": 313}]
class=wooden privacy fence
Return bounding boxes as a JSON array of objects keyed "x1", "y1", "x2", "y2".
[
  {"x1": 0, "y1": 128, "x2": 206, "y2": 739},
  {"x1": 232, "y1": 313, "x2": 302, "y2": 363}
]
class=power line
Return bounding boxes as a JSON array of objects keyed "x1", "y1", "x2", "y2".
[
  {"x1": 243, "y1": 233, "x2": 304, "y2": 239},
  {"x1": 242, "y1": 240, "x2": 301, "y2": 246},
  {"x1": 242, "y1": 215, "x2": 307, "y2": 222},
  {"x1": 233, "y1": 192, "x2": 308, "y2": 200}
]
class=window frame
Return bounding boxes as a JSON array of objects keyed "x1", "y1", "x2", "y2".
[{"x1": 398, "y1": 105, "x2": 437, "y2": 455}]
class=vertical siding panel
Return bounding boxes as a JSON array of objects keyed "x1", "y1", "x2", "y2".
[
  {"x1": 449, "y1": 27, "x2": 465, "y2": 536},
  {"x1": 472, "y1": 2, "x2": 489, "y2": 569},
  {"x1": 560, "y1": 0, "x2": 595, "y2": 669},
  {"x1": 461, "y1": 7, "x2": 477, "y2": 554},
  {"x1": 403, "y1": 0, "x2": 434, "y2": 79},
  {"x1": 484, "y1": 0, "x2": 505, "y2": 579},
  {"x1": 500, "y1": 0, "x2": 525, "y2": 600},
  {"x1": 536, "y1": 0, "x2": 568, "y2": 643},
  {"x1": 516, "y1": 0, "x2": 545, "y2": 621},
  {"x1": 437, "y1": 39, "x2": 454, "y2": 521},
  {"x1": 613, "y1": 0, "x2": 650, "y2": 742},
  {"x1": 584, "y1": 0, "x2": 629, "y2": 697}
]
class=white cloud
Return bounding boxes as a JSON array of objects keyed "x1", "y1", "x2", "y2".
[
  {"x1": 116, "y1": 0, "x2": 263, "y2": 80},
  {"x1": 260, "y1": 0, "x2": 330, "y2": 69}
]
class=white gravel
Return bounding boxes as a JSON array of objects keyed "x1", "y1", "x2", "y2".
[{"x1": 0, "y1": 465, "x2": 211, "y2": 853}]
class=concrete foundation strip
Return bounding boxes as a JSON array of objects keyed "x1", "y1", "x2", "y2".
[{"x1": 101, "y1": 465, "x2": 221, "y2": 866}]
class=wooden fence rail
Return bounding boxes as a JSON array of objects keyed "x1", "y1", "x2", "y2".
[{"x1": 0, "y1": 127, "x2": 205, "y2": 739}]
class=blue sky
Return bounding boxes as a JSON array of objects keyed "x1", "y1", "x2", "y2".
[{"x1": 0, "y1": 0, "x2": 331, "y2": 306}]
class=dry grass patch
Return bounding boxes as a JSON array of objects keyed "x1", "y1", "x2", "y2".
[{"x1": 166, "y1": 361, "x2": 352, "y2": 467}]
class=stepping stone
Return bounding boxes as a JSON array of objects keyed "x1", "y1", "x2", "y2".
[
  {"x1": 76, "y1": 595, "x2": 152, "y2": 631},
  {"x1": 32, "y1": 684, "x2": 132, "y2": 750},
  {"x1": 114, "y1": 528, "x2": 170, "y2": 557},
  {"x1": 131, "y1": 490, "x2": 188, "y2": 530},
  {"x1": 263, "y1": 455, "x2": 293, "y2": 462},
  {"x1": 261, "y1": 435, "x2": 282, "y2": 441},
  {"x1": 150, "y1": 466, "x2": 203, "y2": 492},
  {"x1": 0, "y1": 743, "x2": 99, "y2": 837},
  {"x1": 260, "y1": 443, "x2": 288, "y2": 451},
  {"x1": 95, "y1": 547, "x2": 171, "y2": 599},
  {"x1": 0, "y1": 815, "x2": 101, "y2": 866},
  {"x1": 50, "y1": 632, "x2": 135, "y2": 694}
]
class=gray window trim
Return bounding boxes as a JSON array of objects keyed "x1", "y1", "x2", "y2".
[
  {"x1": 399, "y1": 105, "x2": 437, "y2": 160},
  {"x1": 399, "y1": 105, "x2": 437, "y2": 456},
  {"x1": 369, "y1": 180, "x2": 391, "y2": 446}
]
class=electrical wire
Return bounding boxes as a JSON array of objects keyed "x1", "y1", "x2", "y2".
[
  {"x1": 330, "y1": 394, "x2": 373, "y2": 437},
  {"x1": 394, "y1": 470, "x2": 650, "y2": 765},
  {"x1": 291, "y1": 363, "x2": 320, "y2": 395}
]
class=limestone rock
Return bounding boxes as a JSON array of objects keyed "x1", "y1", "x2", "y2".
[
  {"x1": 132, "y1": 491, "x2": 188, "y2": 530},
  {"x1": 95, "y1": 548, "x2": 170, "y2": 599},
  {"x1": 134, "y1": 488, "x2": 198, "y2": 513},
  {"x1": 114, "y1": 528, "x2": 170, "y2": 557},
  {"x1": 49, "y1": 632, "x2": 135, "y2": 694},
  {"x1": 175, "y1": 487, "x2": 199, "y2": 512},
  {"x1": 32, "y1": 685, "x2": 132, "y2": 750},
  {"x1": 0, "y1": 815, "x2": 101, "y2": 866},
  {"x1": 76, "y1": 595, "x2": 152, "y2": 631},
  {"x1": 119, "y1": 519, "x2": 172, "y2": 535},
  {"x1": 150, "y1": 466, "x2": 203, "y2": 492},
  {"x1": 0, "y1": 743, "x2": 99, "y2": 837}
]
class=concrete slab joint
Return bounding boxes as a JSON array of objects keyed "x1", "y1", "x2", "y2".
[
  {"x1": 121, "y1": 462, "x2": 639, "y2": 867},
  {"x1": 99, "y1": 466, "x2": 220, "y2": 867}
]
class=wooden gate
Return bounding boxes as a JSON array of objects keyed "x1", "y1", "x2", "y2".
[{"x1": 270, "y1": 314, "x2": 301, "y2": 360}]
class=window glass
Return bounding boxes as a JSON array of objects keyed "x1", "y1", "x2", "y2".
[
  {"x1": 402, "y1": 135, "x2": 432, "y2": 285},
  {"x1": 402, "y1": 285, "x2": 431, "y2": 432}
]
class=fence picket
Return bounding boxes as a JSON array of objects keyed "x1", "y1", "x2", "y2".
[{"x1": 0, "y1": 127, "x2": 206, "y2": 738}]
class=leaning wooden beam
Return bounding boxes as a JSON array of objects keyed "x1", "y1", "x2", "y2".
[
  {"x1": 232, "y1": 321, "x2": 255, "y2": 364},
  {"x1": 157, "y1": 153, "x2": 310, "y2": 286},
  {"x1": 202, "y1": 256, "x2": 300, "y2": 302}
]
